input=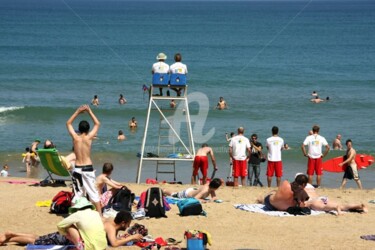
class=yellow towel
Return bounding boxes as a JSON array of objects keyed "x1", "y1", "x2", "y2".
[{"x1": 36, "y1": 200, "x2": 52, "y2": 207}]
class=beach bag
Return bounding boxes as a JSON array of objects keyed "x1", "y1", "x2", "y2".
[
  {"x1": 50, "y1": 191, "x2": 73, "y2": 214},
  {"x1": 177, "y1": 198, "x2": 204, "y2": 216},
  {"x1": 140, "y1": 187, "x2": 168, "y2": 218},
  {"x1": 105, "y1": 187, "x2": 135, "y2": 212},
  {"x1": 184, "y1": 230, "x2": 211, "y2": 250}
]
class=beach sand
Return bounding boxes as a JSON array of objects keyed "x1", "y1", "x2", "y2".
[{"x1": 1, "y1": 177, "x2": 375, "y2": 250}]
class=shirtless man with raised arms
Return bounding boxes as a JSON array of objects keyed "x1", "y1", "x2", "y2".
[{"x1": 67, "y1": 104, "x2": 102, "y2": 214}]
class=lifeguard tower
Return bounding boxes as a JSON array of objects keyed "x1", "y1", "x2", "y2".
[{"x1": 136, "y1": 73, "x2": 195, "y2": 184}]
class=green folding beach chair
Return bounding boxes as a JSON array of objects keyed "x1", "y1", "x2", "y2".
[{"x1": 37, "y1": 148, "x2": 71, "y2": 183}]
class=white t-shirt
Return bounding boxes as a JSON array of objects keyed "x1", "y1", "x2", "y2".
[
  {"x1": 1, "y1": 170, "x2": 8, "y2": 177},
  {"x1": 152, "y1": 61, "x2": 169, "y2": 74},
  {"x1": 169, "y1": 62, "x2": 188, "y2": 74},
  {"x1": 303, "y1": 134, "x2": 328, "y2": 159},
  {"x1": 266, "y1": 136, "x2": 284, "y2": 162},
  {"x1": 229, "y1": 135, "x2": 250, "y2": 161}
]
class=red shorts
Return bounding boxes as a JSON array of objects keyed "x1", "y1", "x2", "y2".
[
  {"x1": 232, "y1": 159, "x2": 248, "y2": 177},
  {"x1": 266, "y1": 161, "x2": 283, "y2": 177},
  {"x1": 307, "y1": 157, "x2": 323, "y2": 175},
  {"x1": 192, "y1": 156, "x2": 208, "y2": 177}
]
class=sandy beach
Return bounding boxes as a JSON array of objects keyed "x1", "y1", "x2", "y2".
[{"x1": 1, "y1": 177, "x2": 375, "y2": 250}]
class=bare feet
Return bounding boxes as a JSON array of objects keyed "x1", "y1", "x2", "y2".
[
  {"x1": 0, "y1": 232, "x2": 12, "y2": 246},
  {"x1": 0, "y1": 233, "x2": 6, "y2": 245}
]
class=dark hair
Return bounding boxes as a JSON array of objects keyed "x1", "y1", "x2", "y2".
[
  {"x1": 44, "y1": 140, "x2": 55, "y2": 149},
  {"x1": 114, "y1": 210, "x2": 132, "y2": 225},
  {"x1": 272, "y1": 126, "x2": 279, "y2": 135},
  {"x1": 79, "y1": 120, "x2": 90, "y2": 134},
  {"x1": 174, "y1": 53, "x2": 182, "y2": 62},
  {"x1": 94, "y1": 95, "x2": 98, "y2": 99},
  {"x1": 346, "y1": 139, "x2": 352, "y2": 145},
  {"x1": 209, "y1": 178, "x2": 222, "y2": 189},
  {"x1": 294, "y1": 174, "x2": 308, "y2": 186},
  {"x1": 103, "y1": 163, "x2": 114, "y2": 174},
  {"x1": 312, "y1": 125, "x2": 320, "y2": 133},
  {"x1": 202, "y1": 143, "x2": 208, "y2": 147},
  {"x1": 230, "y1": 132, "x2": 235, "y2": 137},
  {"x1": 25, "y1": 147, "x2": 30, "y2": 152},
  {"x1": 118, "y1": 130, "x2": 124, "y2": 135},
  {"x1": 251, "y1": 133, "x2": 257, "y2": 139}
]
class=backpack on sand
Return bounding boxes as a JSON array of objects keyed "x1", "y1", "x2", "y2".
[
  {"x1": 140, "y1": 187, "x2": 169, "y2": 218},
  {"x1": 177, "y1": 198, "x2": 204, "y2": 216},
  {"x1": 105, "y1": 187, "x2": 135, "y2": 212},
  {"x1": 50, "y1": 191, "x2": 73, "y2": 214}
]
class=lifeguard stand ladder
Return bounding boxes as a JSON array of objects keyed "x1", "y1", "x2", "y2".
[{"x1": 136, "y1": 73, "x2": 195, "y2": 184}]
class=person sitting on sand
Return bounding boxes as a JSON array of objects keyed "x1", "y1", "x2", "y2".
[
  {"x1": 96, "y1": 163, "x2": 124, "y2": 195},
  {"x1": 0, "y1": 197, "x2": 106, "y2": 249},
  {"x1": 1, "y1": 164, "x2": 9, "y2": 177},
  {"x1": 163, "y1": 178, "x2": 222, "y2": 202},
  {"x1": 103, "y1": 210, "x2": 143, "y2": 247}
]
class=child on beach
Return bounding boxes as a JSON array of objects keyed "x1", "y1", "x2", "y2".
[
  {"x1": 22, "y1": 147, "x2": 32, "y2": 172},
  {"x1": 1, "y1": 164, "x2": 9, "y2": 177},
  {"x1": 163, "y1": 178, "x2": 222, "y2": 202},
  {"x1": 97, "y1": 163, "x2": 129, "y2": 208}
]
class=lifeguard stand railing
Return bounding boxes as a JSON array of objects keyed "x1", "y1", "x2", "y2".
[{"x1": 136, "y1": 73, "x2": 195, "y2": 184}]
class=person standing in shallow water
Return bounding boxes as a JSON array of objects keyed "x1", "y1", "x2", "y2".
[{"x1": 91, "y1": 95, "x2": 99, "y2": 106}]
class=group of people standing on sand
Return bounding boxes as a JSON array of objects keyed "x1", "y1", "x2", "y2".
[{"x1": 191, "y1": 124, "x2": 364, "y2": 191}]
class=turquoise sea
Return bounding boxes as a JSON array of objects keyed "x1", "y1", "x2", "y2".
[{"x1": 0, "y1": 0, "x2": 374, "y2": 188}]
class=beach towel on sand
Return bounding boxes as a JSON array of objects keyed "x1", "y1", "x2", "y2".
[
  {"x1": 26, "y1": 244, "x2": 75, "y2": 249},
  {"x1": 234, "y1": 204, "x2": 326, "y2": 217}
]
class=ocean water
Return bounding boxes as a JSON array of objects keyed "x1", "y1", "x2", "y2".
[{"x1": 0, "y1": 0, "x2": 374, "y2": 188}]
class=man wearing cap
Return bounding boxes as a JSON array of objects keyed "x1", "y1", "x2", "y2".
[{"x1": 152, "y1": 52, "x2": 169, "y2": 96}]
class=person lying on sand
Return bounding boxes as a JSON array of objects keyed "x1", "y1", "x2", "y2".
[
  {"x1": 256, "y1": 177, "x2": 307, "y2": 211},
  {"x1": 257, "y1": 173, "x2": 368, "y2": 215},
  {"x1": 163, "y1": 178, "x2": 222, "y2": 202},
  {"x1": 303, "y1": 180, "x2": 368, "y2": 216}
]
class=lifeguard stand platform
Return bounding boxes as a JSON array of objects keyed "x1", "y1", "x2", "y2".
[{"x1": 136, "y1": 73, "x2": 195, "y2": 184}]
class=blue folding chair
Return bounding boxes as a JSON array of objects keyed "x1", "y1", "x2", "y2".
[{"x1": 170, "y1": 73, "x2": 187, "y2": 86}]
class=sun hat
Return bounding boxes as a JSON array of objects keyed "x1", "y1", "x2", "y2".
[
  {"x1": 69, "y1": 197, "x2": 95, "y2": 214},
  {"x1": 156, "y1": 52, "x2": 167, "y2": 60},
  {"x1": 34, "y1": 138, "x2": 41, "y2": 142}
]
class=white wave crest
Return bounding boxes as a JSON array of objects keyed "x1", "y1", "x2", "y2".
[{"x1": 0, "y1": 106, "x2": 24, "y2": 113}]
